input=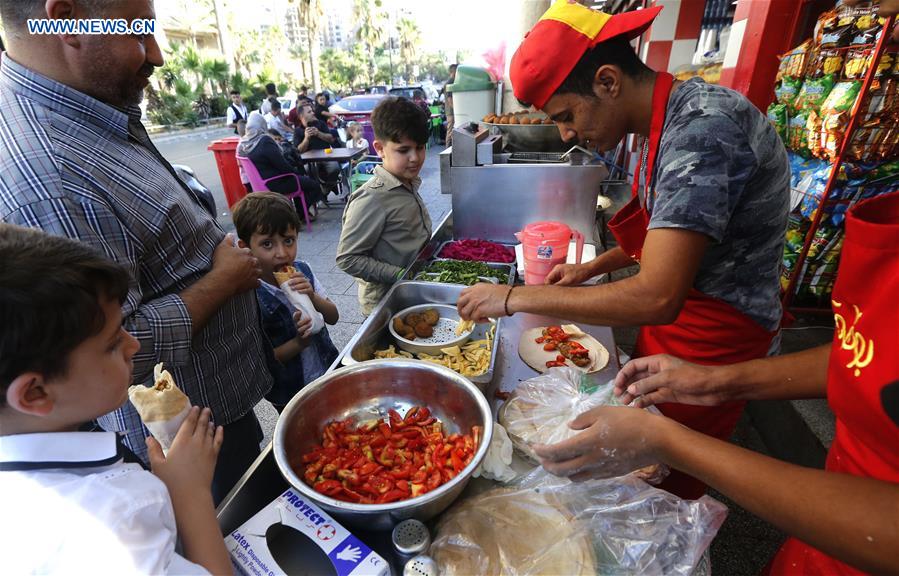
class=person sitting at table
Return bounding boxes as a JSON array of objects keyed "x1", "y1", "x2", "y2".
[
  {"x1": 267, "y1": 129, "x2": 327, "y2": 208},
  {"x1": 238, "y1": 112, "x2": 321, "y2": 221},
  {"x1": 294, "y1": 103, "x2": 341, "y2": 196},
  {"x1": 264, "y1": 98, "x2": 292, "y2": 142},
  {"x1": 346, "y1": 121, "x2": 370, "y2": 152},
  {"x1": 313, "y1": 92, "x2": 334, "y2": 124}
]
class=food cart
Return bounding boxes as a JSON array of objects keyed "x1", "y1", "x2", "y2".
[{"x1": 216, "y1": 119, "x2": 723, "y2": 573}]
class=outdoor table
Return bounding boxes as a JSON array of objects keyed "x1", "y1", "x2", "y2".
[{"x1": 300, "y1": 146, "x2": 367, "y2": 198}]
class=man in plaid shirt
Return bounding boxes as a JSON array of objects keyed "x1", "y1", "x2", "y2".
[{"x1": 0, "y1": 0, "x2": 274, "y2": 502}]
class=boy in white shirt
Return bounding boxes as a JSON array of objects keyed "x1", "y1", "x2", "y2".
[
  {"x1": 0, "y1": 224, "x2": 231, "y2": 575},
  {"x1": 264, "y1": 98, "x2": 293, "y2": 142},
  {"x1": 226, "y1": 89, "x2": 248, "y2": 135}
]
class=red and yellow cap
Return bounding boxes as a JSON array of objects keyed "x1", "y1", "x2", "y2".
[{"x1": 510, "y1": 0, "x2": 662, "y2": 109}]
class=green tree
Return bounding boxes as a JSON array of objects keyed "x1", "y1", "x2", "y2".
[
  {"x1": 396, "y1": 17, "x2": 421, "y2": 82},
  {"x1": 353, "y1": 0, "x2": 387, "y2": 84},
  {"x1": 165, "y1": 0, "x2": 216, "y2": 48},
  {"x1": 289, "y1": 0, "x2": 324, "y2": 91},
  {"x1": 200, "y1": 57, "x2": 230, "y2": 96}
]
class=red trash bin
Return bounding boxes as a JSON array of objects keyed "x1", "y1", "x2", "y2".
[{"x1": 207, "y1": 137, "x2": 246, "y2": 208}]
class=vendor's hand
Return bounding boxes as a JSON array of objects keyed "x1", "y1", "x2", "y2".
[
  {"x1": 534, "y1": 406, "x2": 661, "y2": 481},
  {"x1": 293, "y1": 310, "x2": 313, "y2": 342},
  {"x1": 545, "y1": 262, "x2": 594, "y2": 286},
  {"x1": 211, "y1": 233, "x2": 261, "y2": 294},
  {"x1": 147, "y1": 407, "x2": 224, "y2": 494},
  {"x1": 287, "y1": 272, "x2": 314, "y2": 296},
  {"x1": 457, "y1": 282, "x2": 508, "y2": 321},
  {"x1": 614, "y1": 354, "x2": 728, "y2": 408}
]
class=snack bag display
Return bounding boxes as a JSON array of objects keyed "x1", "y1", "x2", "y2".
[
  {"x1": 788, "y1": 111, "x2": 811, "y2": 155},
  {"x1": 796, "y1": 74, "x2": 835, "y2": 111},
  {"x1": 767, "y1": 103, "x2": 789, "y2": 142},
  {"x1": 775, "y1": 77, "x2": 803, "y2": 108},
  {"x1": 128, "y1": 363, "x2": 191, "y2": 453},
  {"x1": 821, "y1": 81, "x2": 862, "y2": 115},
  {"x1": 811, "y1": 49, "x2": 844, "y2": 78}
]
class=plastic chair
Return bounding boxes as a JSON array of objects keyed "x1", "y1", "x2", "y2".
[
  {"x1": 350, "y1": 155, "x2": 382, "y2": 194},
  {"x1": 236, "y1": 155, "x2": 312, "y2": 231},
  {"x1": 428, "y1": 105, "x2": 442, "y2": 146}
]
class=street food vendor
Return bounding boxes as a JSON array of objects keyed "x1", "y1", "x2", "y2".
[
  {"x1": 535, "y1": 189, "x2": 899, "y2": 575},
  {"x1": 457, "y1": 0, "x2": 791, "y2": 499}
]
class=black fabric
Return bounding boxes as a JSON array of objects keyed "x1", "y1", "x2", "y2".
[
  {"x1": 246, "y1": 137, "x2": 324, "y2": 207},
  {"x1": 293, "y1": 120, "x2": 331, "y2": 151},
  {"x1": 313, "y1": 103, "x2": 329, "y2": 123},
  {"x1": 211, "y1": 410, "x2": 264, "y2": 505},
  {"x1": 247, "y1": 137, "x2": 301, "y2": 193}
]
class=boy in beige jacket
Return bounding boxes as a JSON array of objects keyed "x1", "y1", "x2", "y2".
[{"x1": 336, "y1": 97, "x2": 432, "y2": 314}]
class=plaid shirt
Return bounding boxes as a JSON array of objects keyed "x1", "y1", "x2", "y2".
[{"x1": 0, "y1": 56, "x2": 273, "y2": 459}]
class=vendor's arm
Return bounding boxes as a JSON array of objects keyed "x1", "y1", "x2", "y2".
[
  {"x1": 614, "y1": 344, "x2": 831, "y2": 407},
  {"x1": 459, "y1": 227, "x2": 707, "y2": 324},
  {"x1": 545, "y1": 246, "x2": 636, "y2": 285},
  {"x1": 5, "y1": 199, "x2": 259, "y2": 385},
  {"x1": 335, "y1": 193, "x2": 402, "y2": 283},
  {"x1": 535, "y1": 407, "x2": 898, "y2": 575}
]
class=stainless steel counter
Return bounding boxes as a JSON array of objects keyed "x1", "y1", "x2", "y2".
[{"x1": 216, "y1": 212, "x2": 618, "y2": 571}]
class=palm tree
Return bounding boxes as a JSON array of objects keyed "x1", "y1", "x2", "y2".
[
  {"x1": 397, "y1": 18, "x2": 421, "y2": 82},
  {"x1": 353, "y1": 0, "x2": 387, "y2": 84},
  {"x1": 200, "y1": 57, "x2": 230, "y2": 96},
  {"x1": 289, "y1": 44, "x2": 310, "y2": 85},
  {"x1": 289, "y1": 0, "x2": 324, "y2": 91},
  {"x1": 166, "y1": 0, "x2": 216, "y2": 48},
  {"x1": 181, "y1": 43, "x2": 203, "y2": 91}
]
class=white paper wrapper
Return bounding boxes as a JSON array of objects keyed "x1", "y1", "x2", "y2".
[
  {"x1": 277, "y1": 281, "x2": 325, "y2": 335},
  {"x1": 129, "y1": 363, "x2": 191, "y2": 453},
  {"x1": 273, "y1": 267, "x2": 325, "y2": 335}
]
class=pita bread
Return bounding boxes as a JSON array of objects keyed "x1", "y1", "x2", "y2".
[
  {"x1": 431, "y1": 488, "x2": 595, "y2": 575},
  {"x1": 272, "y1": 265, "x2": 296, "y2": 286},
  {"x1": 518, "y1": 326, "x2": 609, "y2": 374},
  {"x1": 128, "y1": 362, "x2": 189, "y2": 422}
]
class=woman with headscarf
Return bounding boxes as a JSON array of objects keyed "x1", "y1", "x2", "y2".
[{"x1": 237, "y1": 112, "x2": 324, "y2": 220}]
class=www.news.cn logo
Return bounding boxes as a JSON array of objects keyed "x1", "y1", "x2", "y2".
[{"x1": 27, "y1": 19, "x2": 155, "y2": 35}]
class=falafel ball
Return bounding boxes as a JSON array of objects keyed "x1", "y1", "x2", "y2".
[
  {"x1": 421, "y1": 308, "x2": 440, "y2": 326},
  {"x1": 393, "y1": 316, "x2": 407, "y2": 334},
  {"x1": 405, "y1": 313, "x2": 422, "y2": 327},
  {"x1": 414, "y1": 322, "x2": 434, "y2": 338}
]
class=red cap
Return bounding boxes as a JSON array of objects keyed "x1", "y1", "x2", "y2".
[{"x1": 510, "y1": 1, "x2": 662, "y2": 109}]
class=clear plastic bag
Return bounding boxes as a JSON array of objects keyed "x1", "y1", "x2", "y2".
[
  {"x1": 472, "y1": 421, "x2": 517, "y2": 483},
  {"x1": 499, "y1": 366, "x2": 668, "y2": 483},
  {"x1": 431, "y1": 468, "x2": 727, "y2": 576}
]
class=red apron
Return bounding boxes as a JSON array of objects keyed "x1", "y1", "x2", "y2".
[
  {"x1": 607, "y1": 72, "x2": 778, "y2": 499},
  {"x1": 767, "y1": 191, "x2": 899, "y2": 575}
]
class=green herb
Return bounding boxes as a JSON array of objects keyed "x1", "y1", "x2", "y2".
[{"x1": 415, "y1": 260, "x2": 509, "y2": 285}]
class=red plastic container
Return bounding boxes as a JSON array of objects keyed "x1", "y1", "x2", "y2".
[
  {"x1": 207, "y1": 137, "x2": 246, "y2": 208},
  {"x1": 515, "y1": 221, "x2": 584, "y2": 285}
]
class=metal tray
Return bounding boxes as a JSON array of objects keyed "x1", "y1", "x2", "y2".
[
  {"x1": 433, "y1": 240, "x2": 517, "y2": 267},
  {"x1": 413, "y1": 272, "x2": 499, "y2": 285},
  {"x1": 407, "y1": 258, "x2": 517, "y2": 286},
  {"x1": 336, "y1": 281, "x2": 501, "y2": 387}
]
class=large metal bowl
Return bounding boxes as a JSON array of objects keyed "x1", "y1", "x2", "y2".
[
  {"x1": 273, "y1": 359, "x2": 494, "y2": 530},
  {"x1": 482, "y1": 113, "x2": 566, "y2": 152}
]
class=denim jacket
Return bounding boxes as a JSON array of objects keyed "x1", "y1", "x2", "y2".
[{"x1": 256, "y1": 261, "x2": 339, "y2": 406}]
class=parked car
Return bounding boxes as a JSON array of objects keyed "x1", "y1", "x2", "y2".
[
  {"x1": 367, "y1": 85, "x2": 389, "y2": 95},
  {"x1": 388, "y1": 86, "x2": 431, "y2": 112},
  {"x1": 328, "y1": 94, "x2": 386, "y2": 123}
]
